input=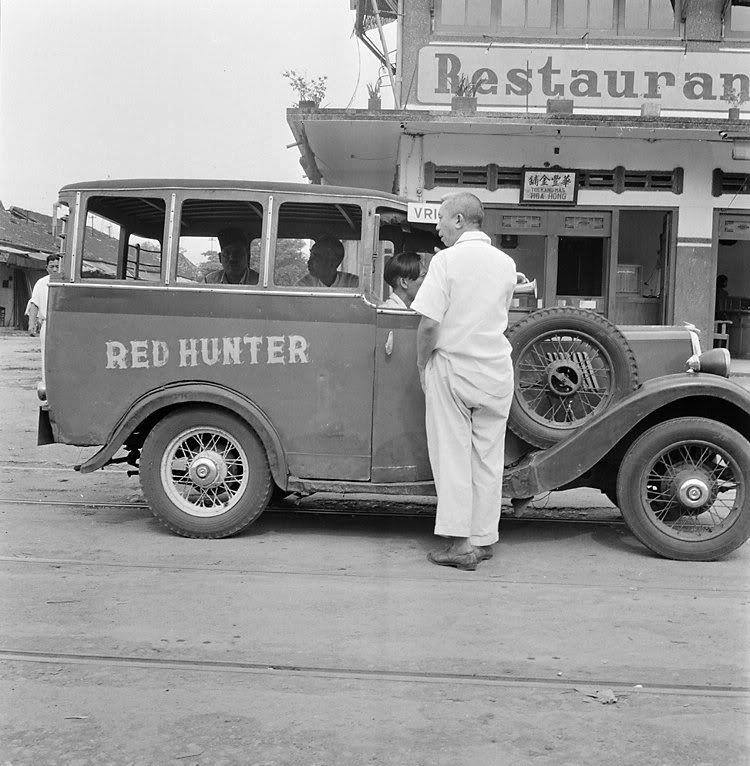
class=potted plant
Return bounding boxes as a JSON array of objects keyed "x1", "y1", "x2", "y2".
[
  {"x1": 451, "y1": 74, "x2": 478, "y2": 115},
  {"x1": 367, "y1": 80, "x2": 381, "y2": 110},
  {"x1": 282, "y1": 70, "x2": 328, "y2": 110},
  {"x1": 722, "y1": 85, "x2": 747, "y2": 121}
]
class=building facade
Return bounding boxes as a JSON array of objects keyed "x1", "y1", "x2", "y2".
[{"x1": 288, "y1": 0, "x2": 750, "y2": 355}]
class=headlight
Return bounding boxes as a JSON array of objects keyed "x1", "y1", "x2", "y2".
[
  {"x1": 686, "y1": 347, "x2": 731, "y2": 377},
  {"x1": 36, "y1": 380, "x2": 46, "y2": 401}
]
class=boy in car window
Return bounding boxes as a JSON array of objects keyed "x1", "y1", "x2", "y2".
[{"x1": 381, "y1": 251, "x2": 426, "y2": 309}]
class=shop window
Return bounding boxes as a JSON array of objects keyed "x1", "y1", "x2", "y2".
[
  {"x1": 440, "y1": 0, "x2": 492, "y2": 28},
  {"x1": 622, "y1": 0, "x2": 676, "y2": 32},
  {"x1": 500, "y1": 0, "x2": 553, "y2": 28},
  {"x1": 562, "y1": 0, "x2": 615, "y2": 31},
  {"x1": 273, "y1": 202, "x2": 363, "y2": 289},
  {"x1": 556, "y1": 237, "x2": 604, "y2": 296},
  {"x1": 727, "y1": 3, "x2": 750, "y2": 37},
  {"x1": 177, "y1": 199, "x2": 263, "y2": 285},
  {"x1": 81, "y1": 196, "x2": 165, "y2": 281},
  {"x1": 434, "y1": 0, "x2": 679, "y2": 37}
]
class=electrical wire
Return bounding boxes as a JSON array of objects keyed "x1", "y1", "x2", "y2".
[{"x1": 344, "y1": 27, "x2": 363, "y2": 110}]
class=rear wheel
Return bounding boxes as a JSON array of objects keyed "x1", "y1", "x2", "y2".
[
  {"x1": 140, "y1": 407, "x2": 272, "y2": 538},
  {"x1": 616, "y1": 417, "x2": 750, "y2": 560}
]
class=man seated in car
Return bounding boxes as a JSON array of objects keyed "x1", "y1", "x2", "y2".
[
  {"x1": 203, "y1": 227, "x2": 259, "y2": 285},
  {"x1": 381, "y1": 251, "x2": 426, "y2": 309},
  {"x1": 296, "y1": 235, "x2": 358, "y2": 288}
]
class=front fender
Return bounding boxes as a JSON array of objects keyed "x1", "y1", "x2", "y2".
[
  {"x1": 75, "y1": 382, "x2": 287, "y2": 486},
  {"x1": 504, "y1": 374, "x2": 750, "y2": 497}
]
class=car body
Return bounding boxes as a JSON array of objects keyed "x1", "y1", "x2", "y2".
[{"x1": 37, "y1": 180, "x2": 750, "y2": 560}]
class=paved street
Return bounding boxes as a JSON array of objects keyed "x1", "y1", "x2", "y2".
[{"x1": 1, "y1": 330, "x2": 749, "y2": 766}]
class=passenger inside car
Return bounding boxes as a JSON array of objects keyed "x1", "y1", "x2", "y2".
[
  {"x1": 381, "y1": 251, "x2": 426, "y2": 309},
  {"x1": 202, "y1": 227, "x2": 259, "y2": 285},
  {"x1": 296, "y1": 235, "x2": 358, "y2": 288}
]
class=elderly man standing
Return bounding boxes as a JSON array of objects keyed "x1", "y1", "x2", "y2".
[{"x1": 411, "y1": 192, "x2": 517, "y2": 571}]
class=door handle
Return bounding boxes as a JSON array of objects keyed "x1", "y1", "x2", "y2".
[{"x1": 385, "y1": 330, "x2": 394, "y2": 356}]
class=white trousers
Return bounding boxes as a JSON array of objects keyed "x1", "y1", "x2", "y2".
[
  {"x1": 424, "y1": 353, "x2": 513, "y2": 546},
  {"x1": 40, "y1": 319, "x2": 47, "y2": 386}
]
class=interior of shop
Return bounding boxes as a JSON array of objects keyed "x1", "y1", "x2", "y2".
[
  {"x1": 717, "y1": 236, "x2": 750, "y2": 360},
  {"x1": 614, "y1": 210, "x2": 670, "y2": 326}
]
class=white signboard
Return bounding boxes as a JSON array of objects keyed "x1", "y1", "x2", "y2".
[
  {"x1": 522, "y1": 170, "x2": 578, "y2": 204},
  {"x1": 407, "y1": 202, "x2": 441, "y2": 224},
  {"x1": 416, "y1": 45, "x2": 750, "y2": 112}
]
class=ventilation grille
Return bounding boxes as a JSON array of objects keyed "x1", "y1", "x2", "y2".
[
  {"x1": 424, "y1": 163, "x2": 683, "y2": 194},
  {"x1": 713, "y1": 170, "x2": 750, "y2": 197}
]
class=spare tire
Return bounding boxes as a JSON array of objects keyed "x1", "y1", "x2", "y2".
[{"x1": 506, "y1": 307, "x2": 639, "y2": 449}]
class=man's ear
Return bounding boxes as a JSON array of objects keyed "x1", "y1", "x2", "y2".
[{"x1": 398, "y1": 276, "x2": 409, "y2": 291}]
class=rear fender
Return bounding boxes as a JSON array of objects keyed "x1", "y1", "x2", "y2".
[
  {"x1": 503, "y1": 374, "x2": 750, "y2": 497},
  {"x1": 75, "y1": 382, "x2": 287, "y2": 486}
]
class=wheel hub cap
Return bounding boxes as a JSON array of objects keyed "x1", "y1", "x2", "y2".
[
  {"x1": 546, "y1": 361, "x2": 582, "y2": 396},
  {"x1": 188, "y1": 451, "x2": 227, "y2": 488},
  {"x1": 674, "y1": 473, "x2": 711, "y2": 508}
]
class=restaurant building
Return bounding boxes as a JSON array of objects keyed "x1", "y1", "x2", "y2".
[{"x1": 287, "y1": 0, "x2": 750, "y2": 355}]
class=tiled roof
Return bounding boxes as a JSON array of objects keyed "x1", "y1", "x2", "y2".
[{"x1": 0, "y1": 204, "x2": 56, "y2": 254}]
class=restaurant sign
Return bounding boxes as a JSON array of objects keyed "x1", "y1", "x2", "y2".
[
  {"x1": 416, "y1": 45, "x2": 750, "y2": 112},
  {"x1": 521, "y1": 170, "x2": 578, "y2": 204}
]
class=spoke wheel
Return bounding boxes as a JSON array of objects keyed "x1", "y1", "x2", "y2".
[
  {"x1": 617, "y1": 417, "x2": 750, "y2": 560},
  {"x1": 140, "y1": 408, "x2": 272, "y2": 538},
  {"x1": 507, "y1": 308, "x2": 638, "y2": 448},
  {"x1": 161, "y1": 426, "x2": 250, "y2": 518}
]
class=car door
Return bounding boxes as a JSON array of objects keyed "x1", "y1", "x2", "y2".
[{"x1": 371, "y1": 307, "x2": 432, "y2": 483}]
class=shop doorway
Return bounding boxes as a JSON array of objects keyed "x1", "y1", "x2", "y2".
[
  {"x1": 716, "y1": 214, "x2": 750, "y2": 360},
  {"x1": 613, "y1": 210, "x2": 671, "y2": 325}
]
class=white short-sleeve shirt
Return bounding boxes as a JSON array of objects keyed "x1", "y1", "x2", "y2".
[
  {"x1": 380, "y1": 293, "x2": 409, "y2": 309},
  {"x1": 27, "y1": 275, "x2": 51, "y2": 322},
  {"x1": 411, "y1": 230, "x2": 517, "y2": 396}
]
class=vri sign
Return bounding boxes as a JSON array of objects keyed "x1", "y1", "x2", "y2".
[
  {"x1": 407, "y1": 202, "x2": 441, "y2": 223},
  {"x1": 416, "y1": 45, "x2": 750, "y2": 112}
]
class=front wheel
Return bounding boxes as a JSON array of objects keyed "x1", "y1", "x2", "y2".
[
  {"x1": 140, "y1": 407, "x2": 272, "y2": 538},
  {"x1": 616, "y1": 417, "x2": 750, "y2": 560}
]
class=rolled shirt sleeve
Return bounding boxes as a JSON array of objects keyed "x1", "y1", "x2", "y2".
[{"x1": 411, "y1": 253, "x2": 449, "y2": 322}]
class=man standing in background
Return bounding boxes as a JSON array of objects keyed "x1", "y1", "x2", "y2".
[
  {"x1": 26, "y1": 254, "x2": 60, "y2": 338},
  {"x1": 26, "y1": 254, "x2": 61, "y2": 387},
  {"x1": 411, "y1": 192, "x2": 517, "y2": 571}
]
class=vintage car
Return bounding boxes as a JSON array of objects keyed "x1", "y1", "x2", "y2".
[{"x1": 37, "y1": 179, "x2": 750, "y2": 561}]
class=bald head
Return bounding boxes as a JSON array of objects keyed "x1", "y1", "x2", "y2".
[
  {"x1": 441, "y1": 192, "x2": 484, "y2": 227},
  {"x1": 437, "y1": 192, "x2": 484, "y2": 247}
]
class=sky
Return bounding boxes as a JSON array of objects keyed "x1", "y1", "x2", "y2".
[{"x1": 0, "y1": 0, "x2": 389, "y2": 219}]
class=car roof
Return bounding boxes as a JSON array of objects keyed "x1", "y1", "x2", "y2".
[{"x1": 59, "y1": 179, "x2": 404, "y2": 203}]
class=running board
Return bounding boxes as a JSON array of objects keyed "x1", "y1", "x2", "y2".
[{"x1": 286, "y1": 477, "x2": 436, "y2": 497}]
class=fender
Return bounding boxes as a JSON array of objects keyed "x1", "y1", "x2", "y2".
[
  {"x1": 504, "y1": 374, "x2": 750, "y2": 497},
  {"x1": 75, "y1": 381, "x2": 287, "y2": 485}
]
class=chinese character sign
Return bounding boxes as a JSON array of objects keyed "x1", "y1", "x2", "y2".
[{"x1": 522, "y1": 170, "x2": 577, "y2": 204}]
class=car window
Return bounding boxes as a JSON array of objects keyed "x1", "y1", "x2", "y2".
[
  {"x1": 81, "y1": 196, "x2": 166, "y2": 280},
  {"x1": 177, "y1": 198, "x2": 264, "y2": 285},
  {"x1": 273, "y1": 201, "x2": 363, "y2": 289}
]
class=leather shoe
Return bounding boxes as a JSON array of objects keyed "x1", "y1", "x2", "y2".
[
  {"x1": 473, "y1": 546, "x2": 493, "y2": 562},
  {"x1": 427, "y1": 549, "x2": 478, "y2": 571}
]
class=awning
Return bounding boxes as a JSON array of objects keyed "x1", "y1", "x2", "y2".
[
  {"x1": 0, "y1": 246, "x2": 49, "y2": 269},
  {"x1": 287, "y1": 107, "x2": 743, "y2": 191}
]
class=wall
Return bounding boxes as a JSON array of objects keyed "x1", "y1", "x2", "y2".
[{"x1": 398, "y1": 129, "x2": 750, "y2": 338}]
